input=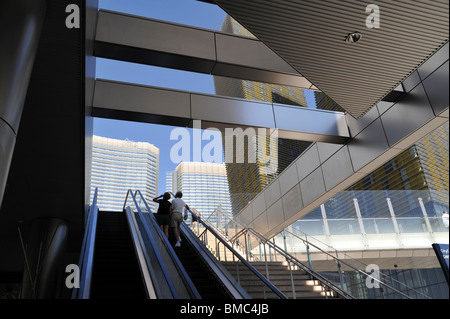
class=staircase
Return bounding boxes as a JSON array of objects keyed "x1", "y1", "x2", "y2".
[
  {"x1": 90, "y1": 211, "x2": 147, "y2": 299},
  {"x1": 191, "y1": 222, "x2": 341, "y2": 299},
  {"x1": 221, "y1": 261, "x2": 337, "y2": 299}
]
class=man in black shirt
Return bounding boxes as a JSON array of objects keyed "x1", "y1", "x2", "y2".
[{"x1": 153, "y1": 192, "x2": 172, "y2": 238}]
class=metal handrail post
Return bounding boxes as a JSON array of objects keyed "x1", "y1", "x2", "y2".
[
  {"x1": 305, "y1": 235, "x2": 313, "y2": 270},
  {"x1": 288, "y1": 258, "x2": 296, "y2": 299},
  {"x1": 263, "y1": 243, "x2": 269, "y2": 280},
  {"x1": 244, "y1": 232, "x2": 249, "y2": 261},
  {"x1": 335, "y1": 249, "x2": 346, "y2": 292}
]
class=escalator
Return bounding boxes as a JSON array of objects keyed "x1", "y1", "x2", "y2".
[
  {"x1": 73, "y1": 188, "x2": 286, "y2": 299},
  {"x1": 90, "y1": 211, "x2": 147, "y2": 299}
]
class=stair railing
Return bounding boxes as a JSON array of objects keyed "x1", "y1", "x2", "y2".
[
  {"x1": 281, "y1": 229, "x2": 430, "y2": 299},
  {"x1": 205, "y1": 209, "x2": 353, "y2": 299},
  {"x1": 208, "y1": 208, "x2": 419, "y2": 299},
  {"x1": 169, "y1": 193, "x2": 287, "y2": 299}
]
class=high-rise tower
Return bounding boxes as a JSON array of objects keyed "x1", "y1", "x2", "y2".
[{"x1": 91, "y1": 136, "x2": 160, "y2": 211}]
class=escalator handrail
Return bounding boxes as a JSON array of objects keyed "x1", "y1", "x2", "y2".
[
  {"x1": 72, "y1": 187, "x2": 99, "y2": 299},
  {"x1": 129, "y1": 190, "x2": 201, "y2": 299},
  {"x1": 135, "y1": 190, "x2": 201, "y2": 299},
  {"x1": 168, "y1": 192, "x2": 286, "y2": 299},
  {"x1": 125, "y1": 189, "x2": 180, "y2": 298},
  {"x1": 125, "y1": 206, "x2": 158, "y2": 299}
]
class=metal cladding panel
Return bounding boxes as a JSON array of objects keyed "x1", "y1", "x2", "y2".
[
  {"x1": 347, "y1": 118, "x2": 390, "y2": 171},
  {"x1": 252, "y1": 210, "x2": 269, "y2": 233},
  {"x1": 381, "y1": 84, "x2": 435, "y2": 147},
  {"x1": 402, "y1": 71, "x2": 422, "y2": 93},
  {"x1": 96, "y1": 10, "x2": 216, "y2": 61},
  {"x1": 345, "y1": 105, "x2": 380, "y2": 137},
  {"x1": 299, "y1": 167, "x2": 326, "y2": 207},
  {"x1": 278, "y1": 163, "x2": 299, "y2": 195},
  {"x1": 266, "y1": 199, "x2": 284, "y2": 230},
  {"x1": 191, "y1": 93, "x2": 276, "y2": 128},
  {"x1": 251, "y1": 194, "x2": 267, "y2": 220},
  {"x1": 281, "y1": 184, "x2": 303, "y2": 220},
  {"x1": 263, "y1": 179, "x2": 281, "y2": 208},
  {"x1": 316, "y1": 142, "x2": 344, "y2": 163},
  {"x1": 95, "y1": 10, "x2": 314, "y2": 88},
  {"x1": 295, "y1": 143, "x2": 321, "y2": 181},
  {"x1": 211, "y1": 61, "x2": 313, "y2": 88},
  {"x1": 93, "y1": 80, "x2": 349, "y2": 143},
  {"x1": 215, "y1": 0, "x2": 449, "y2": 118},
  {"x1": 273, "y1": 104, "x2": 349, "y2": 138},
  {"x1": 321, "y1": 145, "x2": 354, "y2": 191},
  {"x1": 417, "y1": 42, "x2": 449, "y2": 80},
  {"x1": 94, "y1": 80, "x2": 191, "y2": 119},
  {"x1": 214, "y1": 32, "x2": 297, "y2": 74},
  {"x1": 422, "y1": 60, "x2": 450, "y2": 116}
]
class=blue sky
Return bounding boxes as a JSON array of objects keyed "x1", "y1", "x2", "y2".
[
  {"x1": 94, "y1": 0, "x2": 227, "y2": 193},
  {"x1": 93, "y1": 0, "x2": 316, "y2": 194}
]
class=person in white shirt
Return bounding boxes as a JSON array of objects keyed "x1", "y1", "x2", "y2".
[
  {"x1": 171, "y1": 191, "x2": 190, "y2": 247},
  {"x1": 442, "y1": 210, "x2": 449, "y2": 229}
]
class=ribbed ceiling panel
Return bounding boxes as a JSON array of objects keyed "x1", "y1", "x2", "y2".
[{"x1": 215, "y1": 0, "x2": 449, "y2": 118}]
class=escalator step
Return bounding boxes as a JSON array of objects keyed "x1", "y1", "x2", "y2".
[{"x1": 90, "y1": 211, "x2": 147, "y2": 299}]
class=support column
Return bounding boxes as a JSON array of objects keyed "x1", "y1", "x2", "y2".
[
  {"x1": 20, "y1": 218, "x2": 68, "y2": 299},
  {"x1": 0, "y1": 0, "x2": 46, "y2": 207}
]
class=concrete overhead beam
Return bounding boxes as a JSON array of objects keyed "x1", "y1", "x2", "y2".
[
  {"x1": 92, "y1": 79, "x2": 350, "y2": 144},
  {"x1": 94, "y1": 10, "x2": 315, "y2": 89}
]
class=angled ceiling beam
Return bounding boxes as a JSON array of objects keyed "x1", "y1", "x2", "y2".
[
  {"x1": 94, "y1": 10, "x2": 315, "y2": 90},
  {"x1": 92, "y1": 79, "x2": 349, "y2": 144}
]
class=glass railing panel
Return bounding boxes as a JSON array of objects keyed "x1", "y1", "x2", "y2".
[
  {"x1": 278, "y1": 228, "x2": 432, "y2": 299},
  {"x1": 200, "y1": 206, "x2": 359, "y2": 298},
  {"x1": 428, "y1": 217, "x2": 449, "y2": 232},
  {"x1": 363, "y1": 218, "x2": 396, "y2": 234},
  {"x1": 396, "y1": 217, "x2": 429, "y2": 233},
  {"x1": 327, "y1": 219, "x2": 361, "y2": 235},
  {"x1": 288, "y1": 220, "x2": 326, "y2": 237}
]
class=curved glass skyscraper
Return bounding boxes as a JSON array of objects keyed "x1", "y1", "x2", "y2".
[
  {"x1": 167, "y1": 162, "x2": 232, "y2": 222},
  {"x1": 91, "y1": 136, "x2": 160, "y2": 211}
]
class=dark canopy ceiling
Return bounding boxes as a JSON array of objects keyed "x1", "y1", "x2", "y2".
[{"x1": 214, "y1": 0, "x2": 449, "y2": 118}]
